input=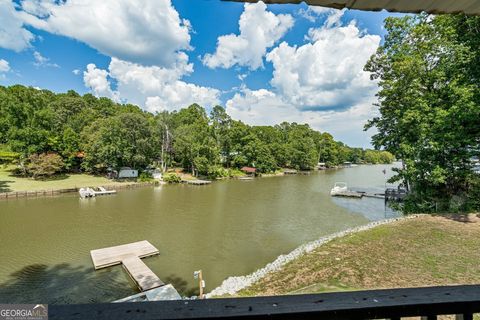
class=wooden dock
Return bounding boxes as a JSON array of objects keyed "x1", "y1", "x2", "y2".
[
  {"x1": 332, "y1": 191, "x2": 364, "y2": 198},
  {"x1": 183, "y1": 179, "x2": 212, "y2": 185},
  {"x1": 90, "y1": 240, "x2": 164, "y2": 291},
  {"x1": 332, "y1": 191, "x2": 386, "y2": 199},
  {"x1": 90, "y1": 240, "x2": 159, "y2": 269},
  {"x1": 122, "y1": 255, "x2": 164, "y2": 291}
]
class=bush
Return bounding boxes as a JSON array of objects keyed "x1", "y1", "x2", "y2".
[
  {"x1": 0, "y1": 150, "x2": 20, "y2": 164},
  {"x1": 26, "y1": 153, "x2": 64, "y2": 179},
  {"x1": 227, "y1": 168, "x2": 246, "y2": 178},
  {"x1": 162, "y1": 172, "x2": 181, "y2": 183},
  {"x1": 207, "y1": 165, "x2": 229, "y2": 179},
  {"x1": 138, "y1": 171, "x2": 153, "y2": 182}
]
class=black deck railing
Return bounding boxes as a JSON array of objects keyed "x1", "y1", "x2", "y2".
[{"x1": 49, "y1": 284, "x2": 480, "y2": 320}]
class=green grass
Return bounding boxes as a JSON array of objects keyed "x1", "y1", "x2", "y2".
[
  {"x1": 0, "y1": 165, "x2": 134, "y2": 192},
  {"x1": 238, "y1": 215, "x2": 480, "y2": 297}
]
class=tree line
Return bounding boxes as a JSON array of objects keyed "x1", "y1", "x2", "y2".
[
  {"x1": 0, "y1": 85, "x2": 393, "y2": 179},
  {"x1": 365, "y1": 13, "x2": 480, "y2": 212}
]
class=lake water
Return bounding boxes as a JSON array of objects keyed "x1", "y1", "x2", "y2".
[{"x1": 0, "y1": 164, "x2": 400, "y2": 304}]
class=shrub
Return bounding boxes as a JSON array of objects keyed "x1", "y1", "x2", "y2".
[
  {"x1": 138, "y1": 171, "x2": 153, "y2": 182},
  {"x1": 227, "y1": 168, "x2": 245, "y2": 178},
  {"x1": 26, "y1": 153, "x2": 64, "y2": 179},
  {"x1": 0, "y1": 150, "x2": 20, "y2": 164},
  {"x1": 207, "y1": 165, "x2": 229, "y2": 179},
  {"x1": 163, "y1": 172, "x2": 181, "y2": 183}
]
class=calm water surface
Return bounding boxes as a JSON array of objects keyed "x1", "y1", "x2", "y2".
[{"x1": 0, "y1": 164, "x2": 400, "y2": 303}]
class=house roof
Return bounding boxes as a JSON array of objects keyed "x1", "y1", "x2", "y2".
[
  {"x1": 226, "y1": 0, "x2": 480, "y2": 15},
  {"x1": 241, "y1": 166, "x2": 257, "y2": 173}
]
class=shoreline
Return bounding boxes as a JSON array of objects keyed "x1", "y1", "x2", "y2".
[
  {"x1": 0, "y1": 181, "x2": 159, "y2": 200},
  {"x1": 206, "y1": 214, "x2": 420, "y2": 297},
  {"x1": 0, "y1": 163, "x2": 395, "y2": 199}
]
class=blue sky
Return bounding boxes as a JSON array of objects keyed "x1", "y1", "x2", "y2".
[{"x1": 0, "y1": 0, "x2": 404, "y2": 147}]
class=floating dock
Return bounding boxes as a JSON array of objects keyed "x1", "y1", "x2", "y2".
[
  {"x1": 183, "y1": 179, "x2": 212, "y2": 185},
  {"x1": 332, "y1": 191, "x2": 386, "y2": 199},
  {"x1": 79, "y1": 187, "x2": 117, "y2": 198},
  {"x1": 332, "y1": 191, "x2": 364, "y2": 198},
  {"x1": 90, "y1": 240, "x2": 164, "y2": 291}
]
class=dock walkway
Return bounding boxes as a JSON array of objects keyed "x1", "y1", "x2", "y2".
[
  {"x1": 122, "y1": 255, "x2": 164, "y2": 291},
  {"x1": 90, "y1": 240, "x2": 163, "y2": 291}
]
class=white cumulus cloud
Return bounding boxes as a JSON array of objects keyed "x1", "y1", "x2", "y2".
[
  {"x1": 18, "y1": 0, "x2": 191, "y2": 67},
  {"x1": 226, "y1": 10, "x2": 381, "y2": 147},
  {"x1": 0, "y1": 59, "x2": 10, "y2": 72},
  {"x1": 83, "y1": 63, "x2": 120, "y2": 102},
  {"x1": 33, "y1": 51, "x2": 59, "y2": 68},
  {"x1": 83, "y1": 57, "x2": 220, "y2": 112},
  {"x1": 202, "y1": 2, "x2": 294, "y2": 70},
  {"x1": 0, "y1": 0, "x2": 35, "y2": 51},
  {"x1": 297, "y1": 6, "x2": 337, "y2": 23},
  {"x1": 266, "y1": 19, "x2": 380, "y2": 111}
]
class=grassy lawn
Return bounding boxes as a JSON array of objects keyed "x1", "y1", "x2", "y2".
[
  {"x1": 238, "y1": 214, "x2": 480, "y2": 296},
  {"x1": 0, "y1": 165, "x2": 134, "y2": 192}
]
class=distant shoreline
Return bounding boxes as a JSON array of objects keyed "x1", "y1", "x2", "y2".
[
  {"x1": 0, "y1": 180, "x2": 159, "y2": 200},
  {"x1": 0, "y1": 163, "x2": 394, "y2": 200}
]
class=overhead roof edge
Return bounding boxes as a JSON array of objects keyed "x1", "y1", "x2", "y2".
[{"x1": 224, "y1": 0, "x2": 480, "y2": 15}]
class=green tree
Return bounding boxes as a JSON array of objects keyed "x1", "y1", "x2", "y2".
[
  {"x1": 81, "y1": 113, "x2": 157, "y2": 172},
  {"x1": 364, "y1": 14, "x2": 480, "y2": 212}
]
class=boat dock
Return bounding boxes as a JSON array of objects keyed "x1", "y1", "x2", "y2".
[
  {"x1": 331, "y1": 190, "x2": 386, "y2": 199},
  {"x1": 332, "y1": 190, "x2": 364, "y2": 198},
  {"x1": 90, "y1": 240, "x2": 164, "y2": 291},
  {"x1": 237, "y1": 176, "x2": 254, "y2": 180},
  {"x1": 183, "y1": 179, "x2": 212, "y2": 185},
  {"x1": 332, "y1": 190, "x2": 403, "y2": 200}
]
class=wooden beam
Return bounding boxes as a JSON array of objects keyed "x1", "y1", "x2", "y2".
[{"x1": 49, "y1": 285, "x2": 480, "y2": 320}]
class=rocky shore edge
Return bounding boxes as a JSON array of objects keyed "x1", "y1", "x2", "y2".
[{"x1": 207, "y1": 215, "x2": 420, "y2": 297}]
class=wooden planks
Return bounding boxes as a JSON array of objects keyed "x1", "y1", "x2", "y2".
[
  {"x1": 122, "y1": 255, "x2": 164, "y2": 291},
  {"x1": 331, "y1": 191, "x2": 364, "y2": 198},
  {"x1": 49, "y1": 285, "x2": 480, "y2": 320},
  {"x1": 183, "y1": 179, "x2": 211, "y2": 185},
  {"x1": 90, "y1": 240, "x2": 159, "y2": 270}
]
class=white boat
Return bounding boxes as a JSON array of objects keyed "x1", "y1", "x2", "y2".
[
  {"x1": 330, "y1": 182, "x2": 348, "y2": 195},
  {"x1": 79, "y1": 187, "x2": 116, "y2": 198},
  {"x1": 79, "y1": 187, "x2": 96, "y2": 198}
]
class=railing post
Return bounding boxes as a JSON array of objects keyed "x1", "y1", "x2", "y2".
[{"x1": 456, "y1": 314, "x2": 473, "y2": 320}]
